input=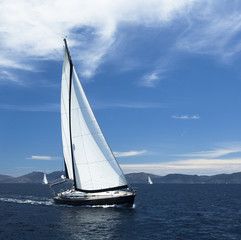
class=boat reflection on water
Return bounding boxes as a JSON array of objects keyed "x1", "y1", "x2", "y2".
[{"x1": 59, "y1": 206, "x2": 136, "y2": 239}]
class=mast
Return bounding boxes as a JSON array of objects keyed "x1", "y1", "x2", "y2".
[{"x1": 63, "y1": 38, "x2": 77, "y2": 189}]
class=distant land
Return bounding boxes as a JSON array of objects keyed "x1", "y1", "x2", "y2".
[{"x1": 1, "y1": 171, "x2": 241, "y2": 184}]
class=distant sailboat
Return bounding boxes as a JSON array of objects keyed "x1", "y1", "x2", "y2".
[
  {"x1": 52, "y1": 39, "x2": 136, "y2": 206},
  {"x1": 43, "y1": 171, "x2": 48, "y2": 185},
  {"x1": 148, "y1": 176, "x2": 153, "y2": 184}
]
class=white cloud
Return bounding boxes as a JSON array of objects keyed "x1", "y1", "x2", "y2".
[
  {"x1": 0, "y1": 0, "x2": 197, "y2": 81},
  {"x1": 0, "y1": 101, "x2": 164, "y2": 112},
  {"x1": 139, "y1": 55, "x2": 174, "y2": 87},
  {"x1": 121, "y1": 143, "x2": 241, "y2": 175},
  {"x1": 93, "y1": 101, "x2": 165, "y2": 109},
  {"x1": 114, "y1": 150, "x2": 147, "y2": 157},
  {"x1": 27, "y1": 156, "x2": 61, "y2": 161},
  {"x1": 176, "y1": 2, "x2": 241, "y2": 60},
  {"x1": 1, "y1": 0, "x2": 240, "y2": 86},
  {"x1": 0, "y1": 57, "x2": 34, "y2": 71},
  {"x1": 172, "y1": 114, "x2": 200, "y2": 120},
  {"x1": 140, "y1": 72, "x2": 160, "y2": 87},
  {"x1": 0, "y1": 70, "x2": 21, "y2": 85},
  {"x1": 121, "y1": 158, "x2": 241, "y2": 175},
  {"x1": 179, "y1": 147, "x2": 241, "y2": 158}
]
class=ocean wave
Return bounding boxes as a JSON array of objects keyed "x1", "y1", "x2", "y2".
[{"x1": 91, "y1": 204, "x2": 117, "y2": 208}]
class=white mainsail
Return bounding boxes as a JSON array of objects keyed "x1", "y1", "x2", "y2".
[
  {"x1": 148, "y1": 176, "x2": 153, "y2": 184},
  {"x1": 43, "y1": 172, "x2": 48, "y2": 185},
  {"x1": 61, "y1": 49, "x2": 74, "y2": 180},
  {"x1": 61, "y1": 40, "x2": 127, "y2": 192}
]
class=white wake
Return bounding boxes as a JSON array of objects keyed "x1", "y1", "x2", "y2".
[{"x1": 0, "y1": 196, "x2": 53, "y2": 206}]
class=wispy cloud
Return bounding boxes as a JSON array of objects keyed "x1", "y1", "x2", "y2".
[
  {"x1": 180, "y1": 128, "x2": 189, "y2": 136},
  {"x1": 120, "y1": 143, "x2": 241, "y2": 175},
  {"x1": 179, "y1": 147, "x2": 241, "y2": 158},
  {"x1": 139, "y1": 54, "x2": 175, "y2": 87},
  {"x1": 172, "y1": 114, "x2": 200, "y2": 120},
  {"x1": 140, "y1": 72, "x2": 161, "y2": 87},
  {"x1": 176, "y1": 2, "x2": 241, "y2": 61},
  {"x1": 114, "y1": 150, "x2": 147, "y2": 157},
  {"x1": 0, "y1": 103, "x2": 59, "y2": 112},
  {"x1": 1, "y1": 0, "x2": 241, "y2": 86},
  {"x1": 0, "y1": 70, "x2": 22, "y2": 85},
  {"x1": 121, "y1": 158, "x2": 241, "y2": 175},
  {"x1": 27, "y1": 156, "x2": 62, "y2": 161},
  {"x1": 93, "y1": 101, "x2": 165, "y2": 109},
  {"x1": 0, "y1": 101, "x2": 164, "y2": 112},
  {"x1": 0, "y1": 0, "x2": 197, "y2": 82}
]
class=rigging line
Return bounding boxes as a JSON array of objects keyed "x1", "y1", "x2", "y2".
[
  {"x1": 72, "y1": 132, "x2": 103, "y2": 138},
  {"x1": 71, "y1": 106, "x2": 88, "y2": 110}
]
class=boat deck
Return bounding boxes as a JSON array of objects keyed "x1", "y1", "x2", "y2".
[{"x1": 54, "y1": 189, "x2": 136, "y2": 206}]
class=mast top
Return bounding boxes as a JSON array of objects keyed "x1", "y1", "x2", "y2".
[{"x1": 63, "y1": 38, "x2": 73, "y2": 66}]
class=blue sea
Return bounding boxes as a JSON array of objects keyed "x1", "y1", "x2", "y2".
[{"x1": 1, "y1": 183, "x2": 241, "y2": 239}]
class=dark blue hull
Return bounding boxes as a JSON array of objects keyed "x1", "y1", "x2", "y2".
[{"x1": 54, "y1": 194, "x2": 135, "y2": 206}]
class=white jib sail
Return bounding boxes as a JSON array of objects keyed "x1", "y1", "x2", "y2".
[
  {"x1": 71, "y1": 66, "x2": 127, "y2": 191},
  {"x1": 61, "y1": 43, "x2": 127, "y2": 191}
]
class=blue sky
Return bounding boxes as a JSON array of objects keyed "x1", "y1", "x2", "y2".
[{"x1": 1, "y1": 0, "x2": 241, "y2": 176}]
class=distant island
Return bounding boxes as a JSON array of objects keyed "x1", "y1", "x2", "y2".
[{"x1": 1, "y1": 171, "x2": 241, "y2": 184}]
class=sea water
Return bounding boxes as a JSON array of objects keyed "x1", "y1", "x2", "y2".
[{"x1": 0, "y1": 183, "x2": 241, "y2": 239}]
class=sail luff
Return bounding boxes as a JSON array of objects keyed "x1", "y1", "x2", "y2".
[
  {"x1": 65, "y1": 40, "x2": 78, "y2": 189},
  {"x1": 61, "y1": 40, "x2": 74, "y2": 181}
]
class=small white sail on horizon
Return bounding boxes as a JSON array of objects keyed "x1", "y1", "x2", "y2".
[
  {"x1": 148, "y1": 176, "x2": 153, "y2": 184},
  {"x1": 43, "y1": 171, "x2": 48, "y2": 185}
]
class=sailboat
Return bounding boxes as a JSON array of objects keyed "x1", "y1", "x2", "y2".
[
  {"x1": 148, "y1": 176, "x2": 153, "y2": 184},
  {"x1": 52, "y1": 39, "x2": 136, "y2": 206},
  {"x1": 42, "y1": 171, "x2": 48, "y2": 185}
]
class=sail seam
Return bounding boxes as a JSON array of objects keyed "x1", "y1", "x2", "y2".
[
  {"x1": 72, "y1": 132, "x2": 103, "y2": 138},
  {"x1": 71, "y1": 106, "x2": 88, "y2": 110}
]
